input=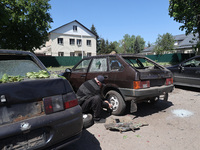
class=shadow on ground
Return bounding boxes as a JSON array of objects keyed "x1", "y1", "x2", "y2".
[
  {"x1": 130, "y1": 100, "x2": 173, "y2": 118},
  {"x1": 61, "y1": 130, "x2": 102, "y2": 150},
  {"x1": 175, "y1": 85, "x2": 200, "y2": 92}
]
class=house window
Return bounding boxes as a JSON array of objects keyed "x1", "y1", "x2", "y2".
[
  {"x1": 70, "y1": 39, "x2": 75, "y2": 45},
  {"x1": 70, "y1": 52, "x2": 75, "y2": 56},
  {"x1": 87, "y1": 53, "x2": 91, "y2": 57},
  {"x1": 87, "y1": 40, "x2": 91, "y2": 46},
  {"x1": 58, "y1": 52, "x2": 64, "y2": 56},
  {"x1": 73, "y1": 25, "x2": 77, "y2": 31},
  {"x1": 77, "y1": 39, "x2": 82, "y2": 46},
  {"x1": 57, "y1": 38, "x2": 63, "y2": 45}
]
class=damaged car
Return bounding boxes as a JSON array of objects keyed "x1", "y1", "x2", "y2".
[
  {"x1": 0, "y1": 50, "x2": 83, "y2": 150},
  {"x1": 167, "y1": 55, "x2": 200, "y2": 88},
  {"x1": 62, "y1": 54, "x2": 174, "y2": 115}
]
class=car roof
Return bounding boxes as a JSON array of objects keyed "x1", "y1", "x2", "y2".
[
  {"x1": 83, "y1": 54, "x2": 146, "y2": 59},
  {"x1": 0, "y1": 49, "x2": 33, "y2": 56}
]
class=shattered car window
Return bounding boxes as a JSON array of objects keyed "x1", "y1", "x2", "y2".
[
  {"x1": 73, "y1": 59, "x2": 91, "y2": 72},
  {"x1": 89, "y1": 58, "x2": 107, "y2": 72},
  {"x1": 0, "y1": 59, "x2": 42, "y2": 78},
  {"x1": 123, "y1": 57, "x2": 158, "y2": 69},
  {"x1": 182, "y1": 58, "x2": 200, "y2": 67}
]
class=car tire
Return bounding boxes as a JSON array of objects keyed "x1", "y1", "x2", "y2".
[
  {"x1": 106, "y1": 90, "x2": 126, "y2": 116},
  {"x1": 83, "y1": 114, "x2": 94, "y2": 129}
]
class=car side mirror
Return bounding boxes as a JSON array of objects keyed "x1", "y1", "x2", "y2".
[
  {"x1": 61, "y1": 68, "x2": 71, "y2": 80},
  {"x1": 65, "y1": 68, "x2": 71, "y2": 73}
]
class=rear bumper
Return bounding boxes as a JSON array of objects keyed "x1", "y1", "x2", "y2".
[
  {"x1": 119, "y1": 84, "x2": 174, "y2": 101},
  {"x1": 0, "y1": 105, "x2": 83, "y2": 150}
]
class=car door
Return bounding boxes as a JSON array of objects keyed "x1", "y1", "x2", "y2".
[
  {"x1": 175, "y1": 57, "x2": 200, "y2": 86},
  {"x1": 86, "y1": 57, "x2": 108, "y2": 80},
  {"x1": 70, "y1": 58, "x2": 92, "y2": 91}
]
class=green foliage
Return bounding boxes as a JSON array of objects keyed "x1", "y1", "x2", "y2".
[
  {"x1": 26, "y1": 70, "x2": 50, "y2": 78},
  {"x1": 134, "y1": 37, "x2": 141, "y2": 54},
  {"x1": 118, "y1": 34, "x2": 145, "y2": 54},
  {"x1": 169, "y1": 0, "x2": 200, "y2": 54},
  {"x1": 0, "y1": 70, "x2": 63, "y2": 83},
  {"x1": 0, "y1": 0, "x2": 53, "y2": 52},
  {"x1": 121, "y1": 34, "x2": 135, "y2": 53},
  {"x1": 154, "y1": 33, "x2": 175, "y2": 54},
  {"x1": 0, "y1": 74, "x2": 23, "y2": 83},
  {"x1": 90, "y1": 24, "x2": 101, "y2": 53},
  {"x1": 169, "y1": 0, "x2": 200, "y2": 35}
]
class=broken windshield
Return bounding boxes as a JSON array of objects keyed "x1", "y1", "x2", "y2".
[{"x1": 0, "y1": 59, "x2": 42, "y2": 78}]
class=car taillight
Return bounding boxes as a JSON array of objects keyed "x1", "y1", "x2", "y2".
[
  {"x1": 166, "y1": 78, "x2": 173, "y2": 85},
  {"x1": 133, "y1": 80, "x2": 150, "y2": 89},
  {"x1": 43, "y1": 92, "x2": 78, "y2": 114}
]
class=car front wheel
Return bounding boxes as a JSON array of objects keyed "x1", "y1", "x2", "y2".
[{"x1": 106, "y1": 90, "x2": 126, "y2": 116}]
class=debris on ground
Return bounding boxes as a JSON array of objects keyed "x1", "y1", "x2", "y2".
[{"x1": 104, "y1": 118, "x2": 148, "y2": 133}]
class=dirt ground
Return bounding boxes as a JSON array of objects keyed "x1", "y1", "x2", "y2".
[{"x1": 64, "y1": 86, "x2": 200, "y2": 150}]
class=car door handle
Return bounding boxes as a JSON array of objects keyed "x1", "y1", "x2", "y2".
[{"x1": 80, "y1": 74, "x2": 86, "y2": 77}]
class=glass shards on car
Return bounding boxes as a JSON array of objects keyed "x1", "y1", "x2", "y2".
[
  {"x1": 167, "y1": 55, "x2": 200, "y2": 88},
  {"x1": 62, "y1": 54, "x2": 174, "y2": 115}
]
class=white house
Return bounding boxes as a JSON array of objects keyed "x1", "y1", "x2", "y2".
[{"x1": 35, "y1": 20, "x2": 97, "y2": 56}]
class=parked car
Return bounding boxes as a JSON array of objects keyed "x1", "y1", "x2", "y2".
[
  {"x1": 0, "y1": 50, "x2": 83, "y2": 150},
  {"x1": 167, "y1": 55, "x2": 200, "y2": 88},
  {"x1": 62, "y1": 54, "x2": 174, "y2": 115}
]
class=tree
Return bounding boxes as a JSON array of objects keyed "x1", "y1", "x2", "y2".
[
  {"x1": 99, "y1": 38, "x2": 106, "y2": 54},
  {"x1": 134, "y1": 37, "x2": 141, "y2": 54},
  {"x1": 121, "y1": 34, "x2": 135, "y2": 53},
  {"x1": 135, "y1": 35, "x2": 145, "y2": 51},
  {"x1": 169, "y1": 0, "x2": 200, "y2": 54},
  {"x1": 90, "y1": 24, "x2": 101, "y2": 53},
  {"x1": 108, "y1": 41, "x2": 116, "y2": 53},
  {"x1": 154, "y1": 33, "x2": 175, "y2": 54},
  {"x1": 147, "y1": 42, "x2": 151, "y2": 47},
  {"x1": 0, "y1": 0, "x2": 52, "y2": 52}
]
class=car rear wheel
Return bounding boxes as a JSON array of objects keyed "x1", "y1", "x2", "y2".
[{"x1": 106, "y1": 90, "x2": 126, "y2": 116}]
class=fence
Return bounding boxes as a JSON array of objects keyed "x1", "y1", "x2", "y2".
[
  {"x1": 38, "y1": 56, "x2": 82, "y2": 67},
  {"x1": 146, "y1": 53, "x2": 195, "y2": 64},
  {"x1": 38, "y1": 53, "x2": 195, "y2": 67}
]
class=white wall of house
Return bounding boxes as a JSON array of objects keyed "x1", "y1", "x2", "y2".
[
  {"x1": 35, "y1": 20, "x2": 96, "y2": 56},
  {"x1": 50, "y1": 21, "x2": 96, "y2": 56}
]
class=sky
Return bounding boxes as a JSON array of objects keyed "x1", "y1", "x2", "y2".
[{"x1": 49, "y1": 0, "x2": 185, "y2": 45}]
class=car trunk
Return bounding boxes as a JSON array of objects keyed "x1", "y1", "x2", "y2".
[
  {"x1": 0, "y1": 78, "x2": 73, "y2": 126},
  {"x1": 122, "y1": 56, "x2": 172, "y2": 87},
  {"x1": 138, "y1": 68, "x2": 172, "y2": 87}
]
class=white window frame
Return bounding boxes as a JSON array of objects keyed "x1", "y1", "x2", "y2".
[
  {"x1": 77, "y1": 39, "x2": 82, "y2": 46},
  {"x1": 58, "y1": 52, "x2": 64, "y2": 56},
  {"x1": 70, "y1": 39, "x2": 75, "y2": 45},
  {"x1": 73, "y1": 25, "x2": 77, "y2": 32},
  {"x1": 87, "y1": 40, "x2": 91, "y2": 46},
  {"x1": 57, "y1": 38, "x2": 63, "y2": 45}
]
